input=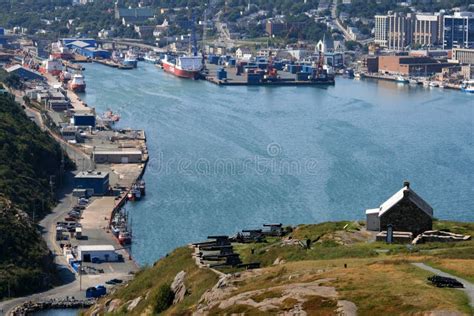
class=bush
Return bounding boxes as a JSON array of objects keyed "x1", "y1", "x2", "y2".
[{"x1": 154, "y1": 283, "x2": 174, "y2": 314}]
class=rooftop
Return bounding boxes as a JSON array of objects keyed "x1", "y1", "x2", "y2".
[
  {"x1": 75, "y1": 171, "x2": 109, "y2": 179},
  {"x1": 77, "y1": 245, "x2": 115, "y2": 252}
]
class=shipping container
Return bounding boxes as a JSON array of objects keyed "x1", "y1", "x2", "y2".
[
  {"x1": 297, "y1": 72, "x2": 311, "y2": 81},
  {"x1": 217, "y1": 68, "x2": 227, "y2": 80},
  {"x1": 247, "y1": 73, "x2": 261, "y2": 85}
]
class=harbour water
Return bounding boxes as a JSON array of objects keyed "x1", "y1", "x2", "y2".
[{"x1": 81, "y1": 62, "x2": 474, "y2": 266}]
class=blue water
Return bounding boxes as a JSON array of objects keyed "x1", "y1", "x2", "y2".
[
  {"x1": 81, "y1": 62, "x2": 474, "y2": 266},
  {"x1": 32, "y1": 309, "x2": 80, "y2": 316}
]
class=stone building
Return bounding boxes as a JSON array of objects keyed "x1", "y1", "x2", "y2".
[{"x1": 366, "y1": 181, "x2": 433, "y2": 236}]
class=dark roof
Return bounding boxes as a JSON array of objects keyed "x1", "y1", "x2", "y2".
[{"x1": 117, "y1": 8, "x2": 154, "y2": 18}]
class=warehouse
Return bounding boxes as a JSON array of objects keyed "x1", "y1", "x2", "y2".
[
  {"x1": 6, "y1": 65, "x2": 44, "y2": 81},
  {"x1": 77, "y1": 245, "x2": 120, "y2": 262},
  {"x1": 93, "y1": 150, "x2": 143, "y2": 163},
  {"x1": 73, "y1": 113, "x2": 96, "y2": 127},
  {"x1": 74, "y1": 171, "x2": 109, "y2": 195}
]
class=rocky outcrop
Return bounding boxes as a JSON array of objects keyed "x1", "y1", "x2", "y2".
[
  {"x1": 106, "y1": 298, "x2": 122, "y2": 313},
  {"x1": 171, "y1": 270, "x2": 187, "y2": 304},
  {"x1": 127, "y1": 296, "x2": 142, "y2": 311}
]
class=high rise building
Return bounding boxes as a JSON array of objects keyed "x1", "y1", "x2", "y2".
[
  {"x1": 443, "y1": 12, "x2": 474, "y2": 49},
  {"x1": 413, "y1": 13, "x2": 443, "y2": 48},
  {"x1": 375, "y1": 15, "x2": 389, "y2": 47},
  {"x1": 386, "y1": 12, "x2": 413, "y2": 51}
]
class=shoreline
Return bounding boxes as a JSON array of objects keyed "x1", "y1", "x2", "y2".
[{"x1": 0, "y1": 66, "x2": 149, "y2": 315}]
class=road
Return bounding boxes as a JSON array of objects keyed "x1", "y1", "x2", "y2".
[
  {"x1": 0, "y1": 95, "x2": 93, "y2": 316},
  {"x1": 412, "y1": 262, "x2": 474, "y2": 309}
]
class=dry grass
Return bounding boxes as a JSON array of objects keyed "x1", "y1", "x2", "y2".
[
  {"x1": 426, "y1": 258, "x2": 474, "y2": 283},
  {"x1": 322, "y1": 260, "x2": 471, "y2": 315},
  {"x1": 302, "y1": 295, "x2": 338, "y2": 315}
]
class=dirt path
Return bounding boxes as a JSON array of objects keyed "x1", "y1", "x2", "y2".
[{"x1": 412, "y1": 262, "x2": 474, "y2": 309}]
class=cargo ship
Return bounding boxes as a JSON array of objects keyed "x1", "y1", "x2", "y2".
[
  {"x1": 39, "y1": 56, "x2": 63, "y2": 76},
  {"x1": 161, "y1": 54, "x2": 203, "y2": 79},
  {"x1": 160, "y1": 17, "x2": 203, "y2": 79},
  {"x1": 69, "y1": 73, "x2": 86, "y2": 92}
]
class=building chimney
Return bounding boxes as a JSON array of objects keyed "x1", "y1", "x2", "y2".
[{"x1": 403, "y1": 181, "x2": 410, "y2": 188}]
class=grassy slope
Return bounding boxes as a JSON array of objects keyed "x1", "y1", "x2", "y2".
[
  {"x1": 0, "y1": 93, "x2": 71, "y2": 299},
  {"x1": 90, "y1": 247, "x2": 219, "y2": 315},
  {"x1": 89, "y1": 221, "x2": 473, "y2": 315}
]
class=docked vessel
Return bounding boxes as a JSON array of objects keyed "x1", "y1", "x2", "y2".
[
  {"x1": 39, "y1": 56, "x2": 63, "y2": 76},
  {"x1": 144, "y1": 52, "x2": 159, "y2": 64},
  {"x1": 118, "y1": 231, "x2": 131, "y2": 245},
  {"x1": 395, "y1": 75, "x2": 409, "y2": 83},
  {"x1": 161, "y1": 54, "x2": 203, "y2": 79},
  {"x1": 68, "y1": 73, "x2": 86, "y2": 92},
  {"x1": 123, "y1": 51, "x2": 138, "y2": 68},
  {"x1": 461, "y1": 80, "x2": 474, "y2": 93}
]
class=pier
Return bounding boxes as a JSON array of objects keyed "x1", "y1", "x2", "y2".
[{"x1": 203, "y1": 63, "x2": 335, "y2": 87}]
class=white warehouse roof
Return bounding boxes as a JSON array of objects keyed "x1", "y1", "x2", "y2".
[{"x1": 77, "y1": 245, "x2": 115, "y2": 252}]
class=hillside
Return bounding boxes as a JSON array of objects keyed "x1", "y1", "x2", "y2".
[
  {"x1": 86, "y1": 220, "x2": 474, "y2": 315},
  {"x1": 0, "y1": 92, "x2": 72, "y2": 299}
]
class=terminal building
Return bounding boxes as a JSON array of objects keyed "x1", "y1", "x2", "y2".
[
  {"x1": 77, "y1": 245, "x2": 120, "y2": 262},
  {"x1": 74, "y1": 171, "x2": 109, "y2": 195}
]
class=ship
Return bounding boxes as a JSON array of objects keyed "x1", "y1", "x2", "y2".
[
  {"x1": 161, "y1": 16, "x2": 203, "y2": 79},
  {"x1": 118, "y1": 231, "x2": 131, "y2": 245},
  {"x1": 123, "y1": 50, "x2": 138, "y2": 68},
  {"x1": 395, "y1": 75, "x2": 409, "y2": 84},
  {"x1": 68, "y1": 73, "x2": 86, "y2": 92},
  {"x1": 143, "y1": 52, "x2": 159, "y2": 64},
  {"x1": 39, "y1": 56, "x2": 63, "y2": 76},
  {"x1": 461, "y1": 80, "x2": 474, "y2": 93},
  {"x1": 161, "y1": 54, "x2": 203, "y2": 79}
]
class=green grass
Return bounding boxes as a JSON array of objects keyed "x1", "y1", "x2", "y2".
[{"x1": 90, "y1": 247, "x2": 219, "y2": 315}]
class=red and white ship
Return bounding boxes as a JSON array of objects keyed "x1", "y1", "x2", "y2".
[
  {"x1": 68, "y1": 73, "x2": 86, "y2": 93},
  {"x1": 161, "y1": 54, "x2": 203, "y2": 79},
  {"x1": 39, "y1": 55, "x2": 63, "y2": 76},
  {"x1": 51, "y1": 41, "x2": 74, "y2": 60}
]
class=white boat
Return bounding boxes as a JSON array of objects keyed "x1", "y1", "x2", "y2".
[
  {"x1": 429, "y1": 81, "x2": 439, "y2": 88},
  {"x1": 408, "y1": 78, "x2": 418, "y2": 85},
  {"x1": 461, "y1": 80, "x2": 474, "y2": 93},
  {"x1": 144, "y1": 52, "x2": 159, "y2": 64},
  {"x1": 395, "y1": 75, "x2": 409, "y2": 83}
]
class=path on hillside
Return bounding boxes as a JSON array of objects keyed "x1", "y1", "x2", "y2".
[{"x1": 412, "y1": 263, "x2": 474, "y2": 309}]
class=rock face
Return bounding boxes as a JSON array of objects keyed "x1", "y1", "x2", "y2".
[
  {"x1": 171, "y1": 270, "x2": 187, "y2": 304},
  {"x1": 106, "y1": 298, "x2": 122, "y2": 313},
  {"x1": 127, "y1": 296, "x2": 142, "y2": 311}
]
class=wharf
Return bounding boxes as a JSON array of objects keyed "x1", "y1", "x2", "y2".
[
  {"x1": 63, "y1": 60, "x2": 84, "y2": 71},
  {"x1": 204, "y1": 63, "x2": 335, "y2": 87},
  {"x1": 94, "y1": 58, "x2": 134, "y2": 70}
]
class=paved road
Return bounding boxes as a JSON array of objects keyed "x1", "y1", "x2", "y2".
[{"x1": 412, "y1": 262, "x2": 474, "y2": 309}]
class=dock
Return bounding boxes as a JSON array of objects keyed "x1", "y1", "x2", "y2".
[
  {"x1": 203, "y1": 63, "x2": 335, "y2": 87},
  {"x1": 93, "y1": 58, "x2": 134, "y2": 70}
]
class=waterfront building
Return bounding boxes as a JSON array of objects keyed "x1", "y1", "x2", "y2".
[
  {"x1": 77, "y1": 245, "x2": 119, "y2": 262},
  {"x1": 73, "y1": 113, "x2": 96, "y2": 127},
  {"x1": 74, "y1": 171, "x2": 110, "y2": 196},
  {"x1": 366, "y1": 181, "x2": 433, "y2": 236},
  {"x1": 443, "y1": 12, "x2": 474, "y2": 49},
  {"x1": 452, "y1": 48, "x2": 474, "y2": 64},
  {"x1": 5, "y1": 64, "x2": 44, "y2": 81},
  {"x1": 378, "y1": 55, "x2": 452, "y2": 76}
]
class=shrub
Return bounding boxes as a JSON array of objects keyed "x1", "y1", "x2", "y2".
[{"x1": 154, "y1": 283, "x2": 174, "y2": 314}]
